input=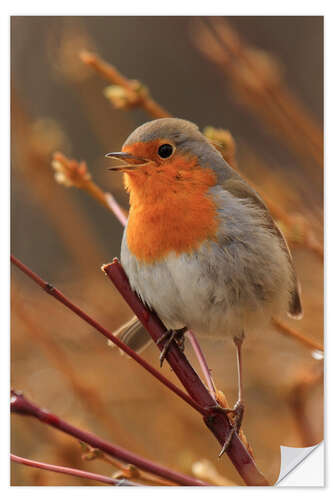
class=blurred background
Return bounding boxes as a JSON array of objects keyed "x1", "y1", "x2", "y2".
[{"x1": 11, "y1": 16, "x2": 323, "y2": 486}]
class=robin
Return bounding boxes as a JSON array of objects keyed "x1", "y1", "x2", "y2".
[{"x1": 106, "y1": 117, "x2": 302, "y2": 449}]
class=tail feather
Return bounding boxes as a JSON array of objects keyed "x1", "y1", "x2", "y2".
[
  {"x1": 288, "y1": 285, "x2": 303, "y2": 320},
  {"x1": 112, "y1": 316, "x2": 152, "y2": 353}
]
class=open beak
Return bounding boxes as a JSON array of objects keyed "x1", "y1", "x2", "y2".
[{"x1": 105, "y1": 152, "x2": 148, "y2": 171}]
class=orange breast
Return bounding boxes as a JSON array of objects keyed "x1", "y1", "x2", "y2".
[{"x1": 124, "y1": 155, "x2": 219, "y2": 263}]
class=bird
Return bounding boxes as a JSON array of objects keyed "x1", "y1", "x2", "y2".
[{"x1": 106, "y1": 117, "x2": 302, "y2": 451}]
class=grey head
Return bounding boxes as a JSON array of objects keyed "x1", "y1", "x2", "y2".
[
  {"x1": 123, "y1": 117, "x2": 203, "y2": 147},
  {"x1": 122, "y1": 118, "x2": 236, "y2": 183}
]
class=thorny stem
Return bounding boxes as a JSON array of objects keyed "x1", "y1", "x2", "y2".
[
  {"x1": 10, "y1": 255, "x2": 204, "y2": 415},
  {"x1": 103, "y1": 260, "x2": 270, "y2": 486},
  {"x1": 11, "y1": 453, "x2": 138, "y2": 486},
  {"x1": 11, "y1": 391, "x2": 206, "y2": 487}
]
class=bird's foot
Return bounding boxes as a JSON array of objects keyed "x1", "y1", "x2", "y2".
[
  {"x1": 218, "y1": 400, "x2": 245, "y2": 457},
  {"x1": 157, "y1": 327, "x2": 187, "y2": 367}
]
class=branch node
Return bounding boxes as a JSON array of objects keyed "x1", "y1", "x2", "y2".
[{"x1": 45, "y1": 282, "x2": 55, "y2": 294}]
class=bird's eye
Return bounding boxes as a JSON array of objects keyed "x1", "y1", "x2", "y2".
[{"x1": 158, "y1": 143, "x2": 174, "y2": 159}]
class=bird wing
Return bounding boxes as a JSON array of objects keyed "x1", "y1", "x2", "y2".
[{"x1": 221, "y1": 175, "x2": 303, "y2": 319}]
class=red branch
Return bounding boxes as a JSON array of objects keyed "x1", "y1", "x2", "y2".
[
  {"x1": 103, "y1": 260, "x2": 269, "y2": 486},
  {"x1": 11, "y1": 391, "x2": 206, "y2": 486},
  {"x1": 11, "y1": 453, "x2": 139, "y2": 486}
]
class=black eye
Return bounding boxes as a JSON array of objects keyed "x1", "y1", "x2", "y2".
[{"x1": 158, "y1": 144, "x2": 174, "y2": 159}]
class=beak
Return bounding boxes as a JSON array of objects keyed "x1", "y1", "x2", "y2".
[
  {"x1": 105, "y1": 151, "x2": 148, "y2": 171},
  {"x1": 105, "y1": 152, "x2": 147, "y2": 161}
]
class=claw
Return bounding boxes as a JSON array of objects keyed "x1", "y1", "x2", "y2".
[
  {"x1": 156, "y1": 331, "x2": 172, "y2": 346},
  {"x1": 218, "y1": 400, "x2": 245, "y2": 457},
  {"x1": 219, "y1": 427, "x2": 236, "y2": 457},
  {"x1": 217, "y1": 332, "x2": 246, "y2": 457},
  {"x1": 157, "y1": 328, "x2": 187, "y2": 367},
  {"x1": 158, "y1": 330, "x2": 177, "y2": 367}
]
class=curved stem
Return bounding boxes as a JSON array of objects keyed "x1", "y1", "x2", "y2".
[{"x1": 11, "y1": 453, "x2": 138, "y2": 486}]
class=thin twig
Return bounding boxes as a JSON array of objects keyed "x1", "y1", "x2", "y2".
[
  {"x1": 104, "y1": 192, "x2": 128, "y2": 226},
  {"x1": 11, "y1": 453, "x2": 138, "y2": 486},
  {"x1": 80, "y1": 50, "x2": 171, "y2": 119},
  {"x1": 52, "y1": 151, "x2": 128, "y2": 218},
  {"x1": 11, "y1": 391, "x2": 206, "y2": 487},
  {"x1": 187, "y1": 330, "x2": 216, "y2": 398},
  {"x1": 272, "y1": 318, "x2": 323, "y2": 354}
]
